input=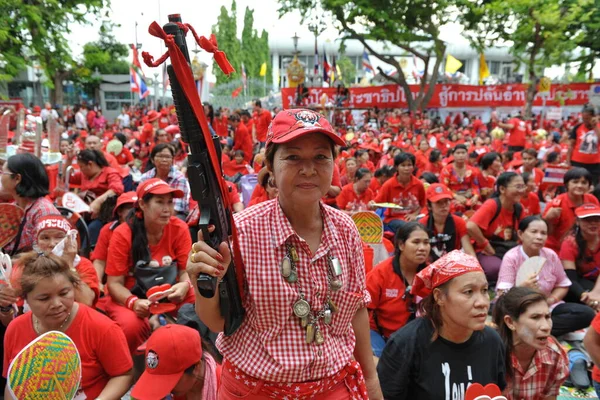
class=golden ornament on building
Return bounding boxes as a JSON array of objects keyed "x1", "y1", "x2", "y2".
[
  {"x1": 287, "y1": 55, "x2": 305, "y2": 88},
  {"x1": 191, "y1": 56, "x2": 207, "y2": 81}
]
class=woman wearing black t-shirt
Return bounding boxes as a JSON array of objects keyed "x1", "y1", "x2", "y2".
[{"x1": 377, "y1": 250, "x2": 506, "y2": 400}]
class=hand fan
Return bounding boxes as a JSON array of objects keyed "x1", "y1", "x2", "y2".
[
  {"x1": 465, "y1": 383, "x2": 507, "y2": 400},
  {"x1": 0, "y1": 204, "x2": 24, "y2": 249},
  {"x1": 7, "y1": 330, "x2": 82, "y2": 400},
  {"x1": 351, "y1": 211, "x2": 383, "y2": 244},
  {"x1": 372, "y1": 202, "x2": 405, "y2": 209},
  {"x1": 515, "y1": 256, "x2": 546, "y2": 286},
  {"x1": 62, "y1": 192, "x2": 91, "y2": 214},
  {"x1": 147, "y1": 284, "x2": 177, "y2": 314}
]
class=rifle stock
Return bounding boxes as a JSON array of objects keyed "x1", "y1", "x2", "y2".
[{"x1": 164, "y1": 14, "x2": 244, "y2": 335}]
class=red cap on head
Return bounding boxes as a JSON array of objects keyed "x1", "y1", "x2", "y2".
[
  {"x1": 411, "y1": 250, "x2": 483, "y2": 297},
  {"x1": 265, "y1": 109, "x2": 345, "y2": 149},
  {"x1": 131, "y1": 325, "x2": 202, "y2": 400},
  {"x1": 113, "y1": 191, "x2": 138, "y2": 217},
  {"x1": 136, "y1": 178, "x2": 184, "y2": 201},
  {"x1": 36, "y1": 215, "x2": 72, "y2": 237},
  {"x1": 575, "y1": 203, "x2": 600, "y2": 219},
  {"x1": 426, "y1": 183, "x2": 453, "y2": 203}
]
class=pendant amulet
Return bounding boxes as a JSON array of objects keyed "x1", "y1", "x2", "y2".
[
  {"x1": 315, "y1": 329, "x2": 324, "y2": 345},
  {"x1": 287, "y1": 271, "x2": 298, "y2": 283},
  {"x1": 290, "y1": 247, "x2": 299, "y2": 262},
  {"x1": 324, "y1": 309, "x2": 332, "y2": 325},
  {"x1": 306, "y1": 323, "x2": 315, "y2": 344},
  {"x1": 328, "y1": 299, "x2": 339, "y2": 314},
  {"x1": 280, "y1": 256, "x2": 292, "y2": 278},
  {"x1": 330, "y1": 279, "x2": 342, "y2": 291}
]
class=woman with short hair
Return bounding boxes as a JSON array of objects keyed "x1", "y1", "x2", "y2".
[
  {"x1": 1, "y1": 153, "x2": 59, "y2": 256},
  {"x1": 378, "y1": 250, "x2": 506, "y2": 399}
]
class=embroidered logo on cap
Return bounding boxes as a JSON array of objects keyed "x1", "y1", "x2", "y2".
[
  {"x1": 146, "y1": 350, "x2": 159, "y2": 369},
  {"x1": 292, "y1": 109, "x2": 321, "y2": 129},
  {"x1": 435, "y1": 186, "x2": 443, "y2": 193}
]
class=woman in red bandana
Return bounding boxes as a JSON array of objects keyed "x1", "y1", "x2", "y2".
[{"x1": 377, "y1": 250, "x2": 506, "y2": 399}]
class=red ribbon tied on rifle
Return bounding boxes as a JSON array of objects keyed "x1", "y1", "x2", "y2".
[{"x1": 142, "y1": 21, "x2": 235, "y2": 76}]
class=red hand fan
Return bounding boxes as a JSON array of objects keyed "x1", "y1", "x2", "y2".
[
  {"x1": 465, "y1": 383, "x2": 506, "y2": 400},
  {"x1": 0, "y1": 204, "x2": 24, "y2": 250}
]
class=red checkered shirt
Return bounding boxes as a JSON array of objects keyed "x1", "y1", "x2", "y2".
[
  {"x1": 217, "y1": 199, "x2": 370, "y2": 383},
  {"x1": 4, "y1": 197, "x2": 59, "y2": 255},
  {"x1": 140, "y1": 166, "x2": 190, "y2": 214},
  {"x1": 505, "y1": 336, "x2": 568, "y2": 400}
]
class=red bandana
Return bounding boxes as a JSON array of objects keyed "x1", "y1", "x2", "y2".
[{"x1": 411, "y1": 250, "x2": 483, "y2": 297}]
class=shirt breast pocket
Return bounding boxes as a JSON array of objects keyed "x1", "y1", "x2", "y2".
[{"x1": 328, "y1": 289, "x2": 364, "y2": 337}]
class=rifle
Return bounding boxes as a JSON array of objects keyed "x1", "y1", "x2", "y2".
[{"x1": 162, "y1": 14, "x2": 245, "y2": 335}]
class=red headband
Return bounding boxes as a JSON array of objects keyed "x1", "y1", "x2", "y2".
[
  {"x1": 36, "y1": 215, "x2": 71, "y2": 237},
  {"x1": 411, "y1": 250, "x2": 484, "y2": 298}
]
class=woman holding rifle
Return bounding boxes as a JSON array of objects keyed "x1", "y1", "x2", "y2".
[{"x1": 186, "y1": 109, "x2": 382, "y2": 399}]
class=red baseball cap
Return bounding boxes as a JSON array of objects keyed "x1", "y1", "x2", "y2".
[
  {"x1": 136, "y1": 178, "x2": 184, "y2": 200},
  {"x1": 131, "y1": 325, "x2": 202, "y2": 400},
  {"x1": 266, "y1": 109, "x2": 345, "y2": 148},
  {"x1": 146, "y1": 110, "x2": 160, "y2": 122},
  {"x1": 575, "y1": 203, "x2": 600, "y2": 219},
  {"x1": 426, "y1": 183, "x2": 453, "y2": 202},
  {"x1": 113, "y1": 191, "x2": 138, "y2": 217}
]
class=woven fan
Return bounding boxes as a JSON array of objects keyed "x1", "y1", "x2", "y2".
[
  {"x1": 351, "y1": 211, "x2": 383, "y2": 244},
  {"x1": 0, "y1": 204, "x2": 24, "y2": 250},
  {"x1": 8, "y1": 330, "x2": 81, "y2": 400}
]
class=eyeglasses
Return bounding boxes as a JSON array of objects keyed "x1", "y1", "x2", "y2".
[
  {"x1": 0, "y1": 171, "x2": 16, "y2": 177},
  {"x1": 155, "y1": 155, "x2": 173, "y2": 160},
  {"x1": 508, "y1": 184, "x2": 526, "y2": 190}
]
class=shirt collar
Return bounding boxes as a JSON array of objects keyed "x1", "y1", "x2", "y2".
[
  {"x1": 511, "y1": 342, "x2": 556, "y2": 378},
  {"x1": 270, "y1": 199, "x2": 339, "y2": 260}
]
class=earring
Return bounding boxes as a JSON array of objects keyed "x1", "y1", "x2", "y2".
[{"x1": 268, "y1": 177, "x2": 276, "y2": 188}]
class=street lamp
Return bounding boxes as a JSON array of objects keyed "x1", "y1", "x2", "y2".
[
  {"x1": 34, "y1": 66, "x2": 43, "y2": 106},
  {"x1": 292, "y1": 33, "x2": 300, "y2": 54},
  {"x1": 307, "y1": 19, "x2": 326, "y2": 88},
  {"x1": 92, "y1": 68, "x2": 101, "y2": 106}
]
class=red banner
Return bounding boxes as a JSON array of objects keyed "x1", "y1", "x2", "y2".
[{"x1": 281, "y1": 83, "x2": 592, "y2": 109}]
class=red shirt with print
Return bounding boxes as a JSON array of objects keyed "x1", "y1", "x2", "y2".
[
  {"x1": 543, "y1": 193, "x2": 600, "y2": 252},
  {"x1": 508, "y1": 118, "x2": 529, "y2": 147},
  {"x1": 560, "y1": 234, "x2": 600, "y2": 280},
  {"x1": 3, "y1": 304, "x2": 132, "y2": 399},
  {"x1": 570, "y1": 122, "x2": 600, "y2": 164},
  {"x1": 418, "y1": 214, "x2": 467, "y2": 252},
  {"x1": 440, "y1": 164, "x2": 480, "y2": 195},
  {"x1": 336, "y1": 183, "x2": 375, "y2": 212},
  {"x1": 105, "y1": 217, "x2": 193, "y2": 303},
  {"x1": 366, "y1": 257, "x2": 412, "y2": 338},
  {"x1": 470, "y1": 198, "x2": 525, "y2": 245},
  {"x1": 374, "y1": 175, "x2": 426, "y2": 223}
]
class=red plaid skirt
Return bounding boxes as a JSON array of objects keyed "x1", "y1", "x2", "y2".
[{"x1": 219, "y1": 359, "x2": 368, "y2": 400}]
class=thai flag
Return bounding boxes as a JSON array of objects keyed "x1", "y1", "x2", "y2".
[
  {"x1": 362, "y1": 50, "x2": 374, "y2": 73},
  {"x1": 323, "y1": 52, "x2": 331, "y2": 83},
  {"x1": 130, "y1": 66, "x2": 149, "y2": 100},
  {"x1": 413, "y1": 56, "x2": 424, "y2": 81},
  {"x1": 314, "y1": 39, "x2": 319, "y2": 76},
  {"x1": 130, "y1": 45, "x2": 149, "y2": 100},
  {"x1": 542, "y1": 166, "x2": 569, "y2": 184}
]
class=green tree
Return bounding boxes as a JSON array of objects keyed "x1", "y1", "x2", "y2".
[
  {"x1": 259, "y1": 30, "x2": 272, "y2": 88},
  {"x1": 0, "y1": 0, "x2": 106, "y2": 105},
  {"x1": 463, "y1": 0, "x2": 591, "y2": 117},
  {"x1": 240, "y1": 7, "x2": 272, "y2": 96},
  {"x1": 336, "y1": 56, "x2": 356, "y2": 86},
  {"x1": 567, "y1": 0, "x2": 600, "y2": 80},
  {"x1": 212, "y1": 0, "x2": 242, "y2": 86},
  {"x1": 72, "y1": 21, "x2": 129, "y2": 99},
  {"x1": 279, "y1": 0, "x2": 474, "y2": 112}
]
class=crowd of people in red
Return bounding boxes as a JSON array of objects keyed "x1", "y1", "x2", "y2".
[{"x1": 0, "y1": 98, "x2": 600, "y2": 399}]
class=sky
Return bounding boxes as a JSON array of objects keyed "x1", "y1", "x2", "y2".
[{"x1": 67, "y1": 0, "x2": 470, "y2": 82}]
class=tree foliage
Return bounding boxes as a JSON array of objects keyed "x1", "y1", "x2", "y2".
[
  {"x1": 336, "y1": 56, "x2": 356, "y2": 86},
  {"x1": 212, "y1": 1, "x2": 271, "y2": 95},
  {"x1": 72, "y1": 21, "x2": 129, "y2": 99},
  {"x1": 0, "y1": 0, "x2": 107, "y2": 104},
  {"x1": 212, "y1": 0, "x2": 242, "y2": 86},
  {"x1": 462, "y1": 0, "x2": 593, "y2": 117},
  {"x1": 278, "y1": 0, "x2": 473, "y2": 112}
]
